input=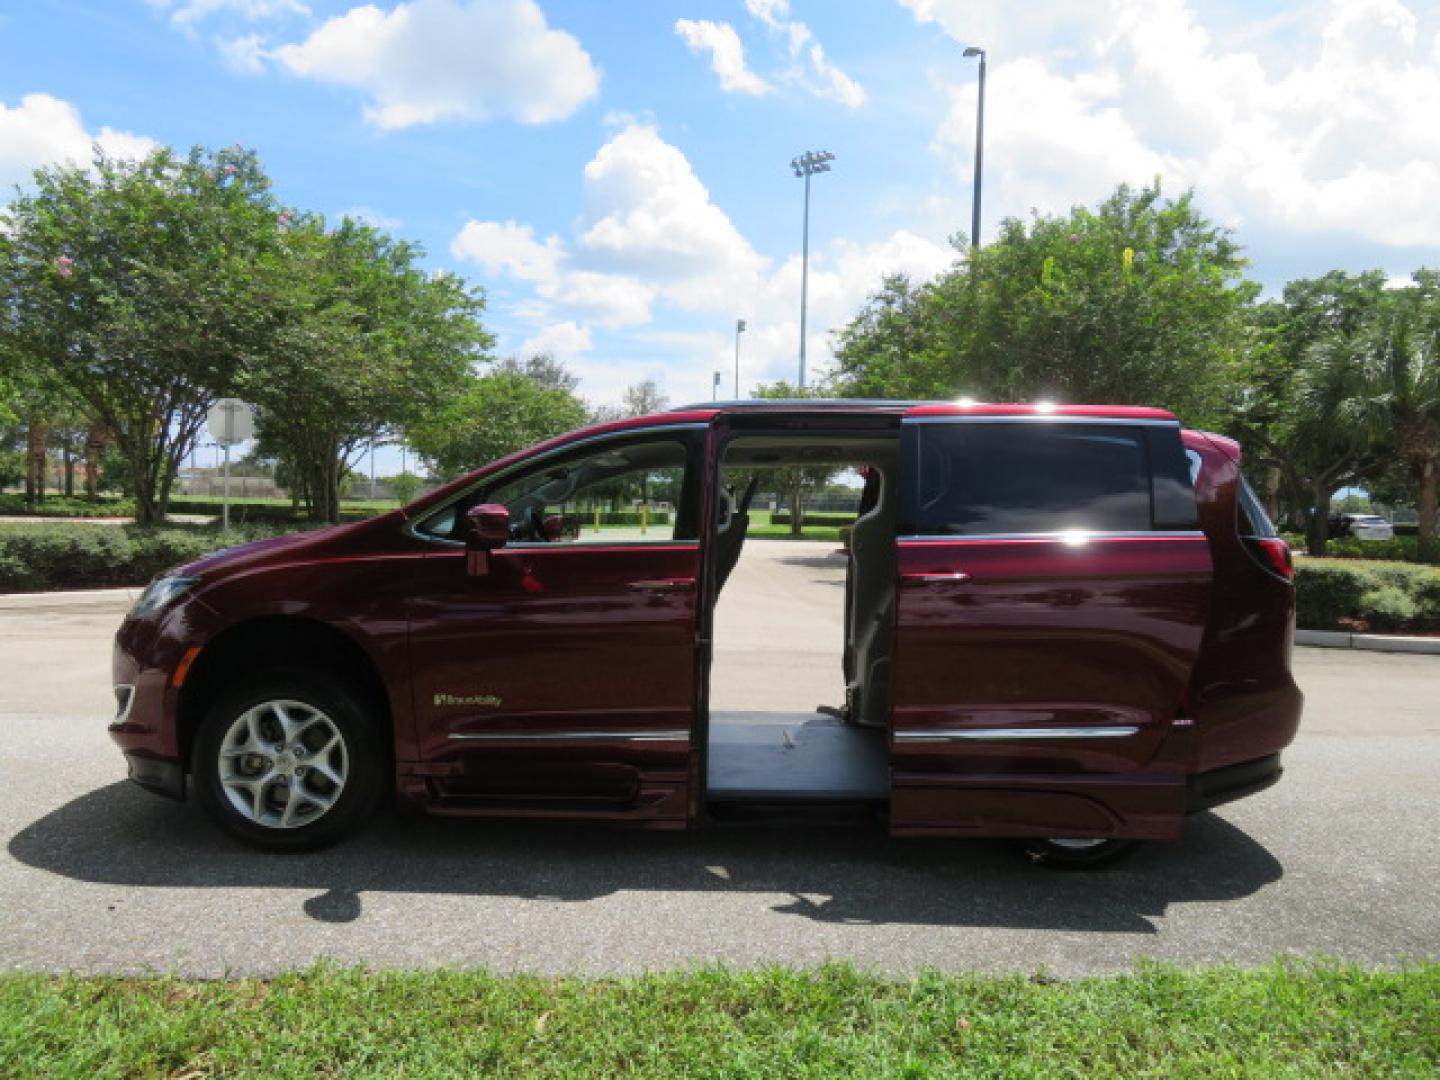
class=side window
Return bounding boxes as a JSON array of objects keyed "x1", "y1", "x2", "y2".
[
  {"x1": 418, "y1": 435, "x2": 700, "y2": 545},
  {"x1": 1236, "y1": 474, "x2": 1278, "y2": 539},
  {"x1": 907, "y1": 422, "x2": 1154, "y2": 536}
]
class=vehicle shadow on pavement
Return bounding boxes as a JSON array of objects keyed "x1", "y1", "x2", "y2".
[{"x1": 9, "y1": 782, "x2": 1283, "y2": 934}]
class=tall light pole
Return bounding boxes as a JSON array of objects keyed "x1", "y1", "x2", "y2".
[
  {"x1": 791, "y1": 149, "x2": 834, "y2": 389},
  {"x1": 733, "y1": 318, "x2": 746, "y2": 397},
  {"x1": 963, "y1": 46, "x2": 986, "y2": 249}
]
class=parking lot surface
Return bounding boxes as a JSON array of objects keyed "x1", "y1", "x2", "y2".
[{"x1": 1, "y1": 541, "x2": 1436, "y2": 977}]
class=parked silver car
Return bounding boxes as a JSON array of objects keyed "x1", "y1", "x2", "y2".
[{"x1": 1340, "y1": 514, "x2": 1395, "y2": 541}]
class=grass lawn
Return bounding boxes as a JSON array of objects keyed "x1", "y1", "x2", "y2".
[{"x1": 1, "y1": 962, "x2": 1434, "y2": 1078}]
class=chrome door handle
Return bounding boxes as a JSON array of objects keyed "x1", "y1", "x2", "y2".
[
  {"x1": 627, "y1": 579, "x2": 696, "y2": 593},
  {"x1": 900, "y1": 572, "x2": 972, "y2": 586}
]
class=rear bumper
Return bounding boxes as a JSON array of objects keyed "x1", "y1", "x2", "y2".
[
  {"x1": 1186, "y1": 753, "x2": 1281, "y2": 814},
  {"x1": 123, "y1": 751, "x2": 185, "y2": 801}
]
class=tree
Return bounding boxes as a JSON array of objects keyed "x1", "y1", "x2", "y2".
[
  {"x1": 496, "y1": 352, "x2": 579, "y2": 393},
  {"x1": 1331, "y1": 276, "x2": 1440, "y2": 559},
  {"x1": 1236, "y1": 271, "x2": 1388, "y2": 552},
  {"x1": 750, "y1": 382, "x2": 838, "y2": 535},
  {"x1": 409, "y1": 368, "x2": 587, "y2": 480},
  {"x1": 622, "y1": 379, "x2": 668, "y2": 417},
  {"x1": 243, "y1": 216, "x2": 491, "y2": 522},
  {"x1": 832, "y1": 182, "x2": 1256, "y2": 427},
  {"x1": 0, "y1": 146, "x2": 286, "y2": 524}
]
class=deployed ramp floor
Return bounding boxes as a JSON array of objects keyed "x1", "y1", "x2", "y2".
[{"x1": 706, "y1": 711, "x2": 889, "y2": 802}]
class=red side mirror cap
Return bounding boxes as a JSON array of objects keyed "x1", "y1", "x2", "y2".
[{"x1": 465, "y1": 504, "x2": 510, "y2": 549}]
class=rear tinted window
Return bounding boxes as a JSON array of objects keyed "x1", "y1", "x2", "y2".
[
  {"x1": 1236, "y1": 475, "x2": 1278, "y2": 538},
  {"x1": 908, "y1": 422, "x2": 1154, "y2": 536}
]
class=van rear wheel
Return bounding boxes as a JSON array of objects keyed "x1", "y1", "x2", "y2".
[
  {"x1": 191, "y1": 668, "x2": 385, "y2": 851},
  {"x1": 1020, "y1": 837, "x2": 1139, "y2": 869}
]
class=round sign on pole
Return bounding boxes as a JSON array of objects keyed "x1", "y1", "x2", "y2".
[{"x1": 206, "y1": 399, "x2": 254, "y2": 446}]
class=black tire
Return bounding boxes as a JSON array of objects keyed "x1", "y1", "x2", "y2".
[
  {"x1": 1019, "y1": 838, "x2": 1140, "y2": 870},
  {"x1": 191, "y1": 667, "x2": 386, "y2": 851}
]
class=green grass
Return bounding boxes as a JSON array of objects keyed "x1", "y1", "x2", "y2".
[
  {"x1": 0, "y1": 492, "x2": 136, "y2": 517},
  {"x1": 0, "y1": 962, "x2": 1434, "y2": 1078},
  {"x1": 746, "y1": 510, "x2": 846, "y2": 542}
]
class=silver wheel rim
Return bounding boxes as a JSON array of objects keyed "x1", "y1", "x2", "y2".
[
  {"x1": 1048, "y1": 838, "x2": 1109, "y2": 851},
  {"x1": 218, "y1": 699, "x2": 348, "y2": 830}
]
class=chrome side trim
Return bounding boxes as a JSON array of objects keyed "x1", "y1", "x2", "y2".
[
  {"x1": 895, "y1": 725, "x2": 1141, "y2": 741},
  {"x1": 898, "y1": 530, "x2": 1206, "y2": 542},
  {"x1": 448, "y1": 729, "x2": 690, "y2": 743},
  {"x1": 903, "y1": 415, "x2": 1180, "y2": 427},
  {"x1": 406, "y1": 422, "x2": 711, "y2": 548}
]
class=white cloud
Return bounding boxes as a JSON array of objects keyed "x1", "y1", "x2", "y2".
[
  {"x1": 274, "y1": 0, "x2": 600, "y2": 129},
  {"x1": 149, "y1": 0, "x2": 310, "y2": 28},
  {"x1": 668, "y1": 0, "x2": 867, "y2": 108},
  {"x1": 675, "y1": 19, "x2": 771, "y2": 95},
  {"x1": 451, "y1": 219, "x2": 564, "y2": 282},
  {"x1": 919, "y1": 0, "x2": 1440, "y2": 248},
  {"x1": 578, "y1": 124, "x2": 765, "y2": 288},
  {"x1": 519, "y1": 320, "x2": 592, "y2": 359},
  {"x1": 451, "y1": 121, "x2": 954, "y2": 404},
  {"x1": 807, "y1": 42, "x2": 866, "y2": 108},
  {"x1": 0, "y1": 94, "x2": 158, "y2": 192},
  {"x1": 216, "y1": 33, "x2": 268, "y2": 72}
]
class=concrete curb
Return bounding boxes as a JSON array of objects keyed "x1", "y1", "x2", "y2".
[
  {"x1": 1295, "y1": 629, "x2": 1440, "y2": 655},
  {"x1": 0, "y1": 587, "x2": 141, "y2": 610}
]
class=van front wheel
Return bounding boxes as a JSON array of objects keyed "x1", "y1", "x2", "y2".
[
  {"x1": 192, "y1": 668, "x2": 385, "y2": 851},
  {"x1": 1020, "y1": 837, "x2": 1139, "y2": 870}
]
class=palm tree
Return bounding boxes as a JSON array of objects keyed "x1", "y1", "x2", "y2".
[{"x1": 1334, "y1": 293, "x2": 1440, "y2": 560}]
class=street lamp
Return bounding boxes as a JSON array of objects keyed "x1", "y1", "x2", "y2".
[
  {"x1": 734, "y1": 318, "x2": 747, "y2": 398},
  {"x1": 962, "y1": 46, "x2": 986, "y2": 249},
  {"x1": 712, "y1": 371, "x2": 722, "y2": 401},
  {"x1": 791, "y1": 149, "x2": 834, "y2": 389}
]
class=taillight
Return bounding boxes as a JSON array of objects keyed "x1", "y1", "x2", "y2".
[{"x1": 1247, "y1": 537, "x2": 1294, "y2": 581}]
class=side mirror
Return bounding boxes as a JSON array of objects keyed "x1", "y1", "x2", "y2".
[{"x1": 464, "y1": 504, "x2": 509, "y2": 576}]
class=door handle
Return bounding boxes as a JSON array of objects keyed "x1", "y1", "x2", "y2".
[
  {"x1": 627, "y1": 578, "x2": 696, "y2": 593},
  {"x1": 900, "y1": 571, "x2": 972, "y2": 586}
]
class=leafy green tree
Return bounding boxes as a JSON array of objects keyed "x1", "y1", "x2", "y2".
[
  {"x1": 495, "y1": 352, "x2": 580, "y2": 393},
  {"x1": 0, "y1": 146, "x2": 285, "y2": 524},
  {"x1": 1236, "y1": 271, "x2": 1388, "y2": 552},
  {"x1": 750, "y1": 382, "x2": 838, "y2": 535},
  {"x1": 0, "y1": 146, "x2": 289, "y2": 527},
  {"x1": 832, "y1": 182, "x2": 1256, "y2": 426},
  {"x1": 1330, "y1": 275, "x2": 1440, "y2": 558},
  {"x1": 623, "y1": 379, "x2": 669, "y2": 417},
  {"x1": 409, "y1": 368, "x2": 587, "y2": 480},
  {"x1": 243, "y1": 216, "x2": 491, "y2": 522}
]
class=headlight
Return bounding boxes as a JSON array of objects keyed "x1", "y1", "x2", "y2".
[{"x1": 131, "y1": 575, "x2": 198, "y2": 618}]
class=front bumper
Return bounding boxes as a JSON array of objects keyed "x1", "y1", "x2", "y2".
[{"x1": 123, "y1": 750, "x2": 185, "y2": 800}]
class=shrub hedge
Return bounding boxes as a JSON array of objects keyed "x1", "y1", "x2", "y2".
[
  {"x1": 0, "y1": 524, "x2": 290, "y2": 592},
  {"x1": 1294, "y1": 558, "x2": 1440, "y2": 633}
]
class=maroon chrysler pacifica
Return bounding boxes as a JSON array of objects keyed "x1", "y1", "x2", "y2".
[{"x1": 111, "y1": 401, "x2": 1301, "y2": 867}]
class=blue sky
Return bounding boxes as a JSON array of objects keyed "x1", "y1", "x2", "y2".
[{"x1": 4, "y1": 0, "x2": 1440, "y2": 475}]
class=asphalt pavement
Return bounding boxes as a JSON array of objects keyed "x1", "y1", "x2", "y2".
[{"x1": 1, "y1": 541, "x2": 1436, "y2": 977}]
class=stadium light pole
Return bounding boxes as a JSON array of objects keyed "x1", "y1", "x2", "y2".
[
  {"x1": 791, "y1": 150, "x2": 834, "y2": 389},
  {"x1": 733, "y1": 318, "x2": 746, "y2": 397},
  {"x1": 963, "y1": 46, "x2": 986, "y2": 249}
]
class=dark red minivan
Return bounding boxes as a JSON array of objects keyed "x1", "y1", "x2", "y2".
[{"x1": 111, "y1": 401, "x2": 1301, "y2": 866}]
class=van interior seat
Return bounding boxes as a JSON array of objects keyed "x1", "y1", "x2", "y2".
[{"x1": 846, "y1": 462, "x2": 897, "y2": 729}]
